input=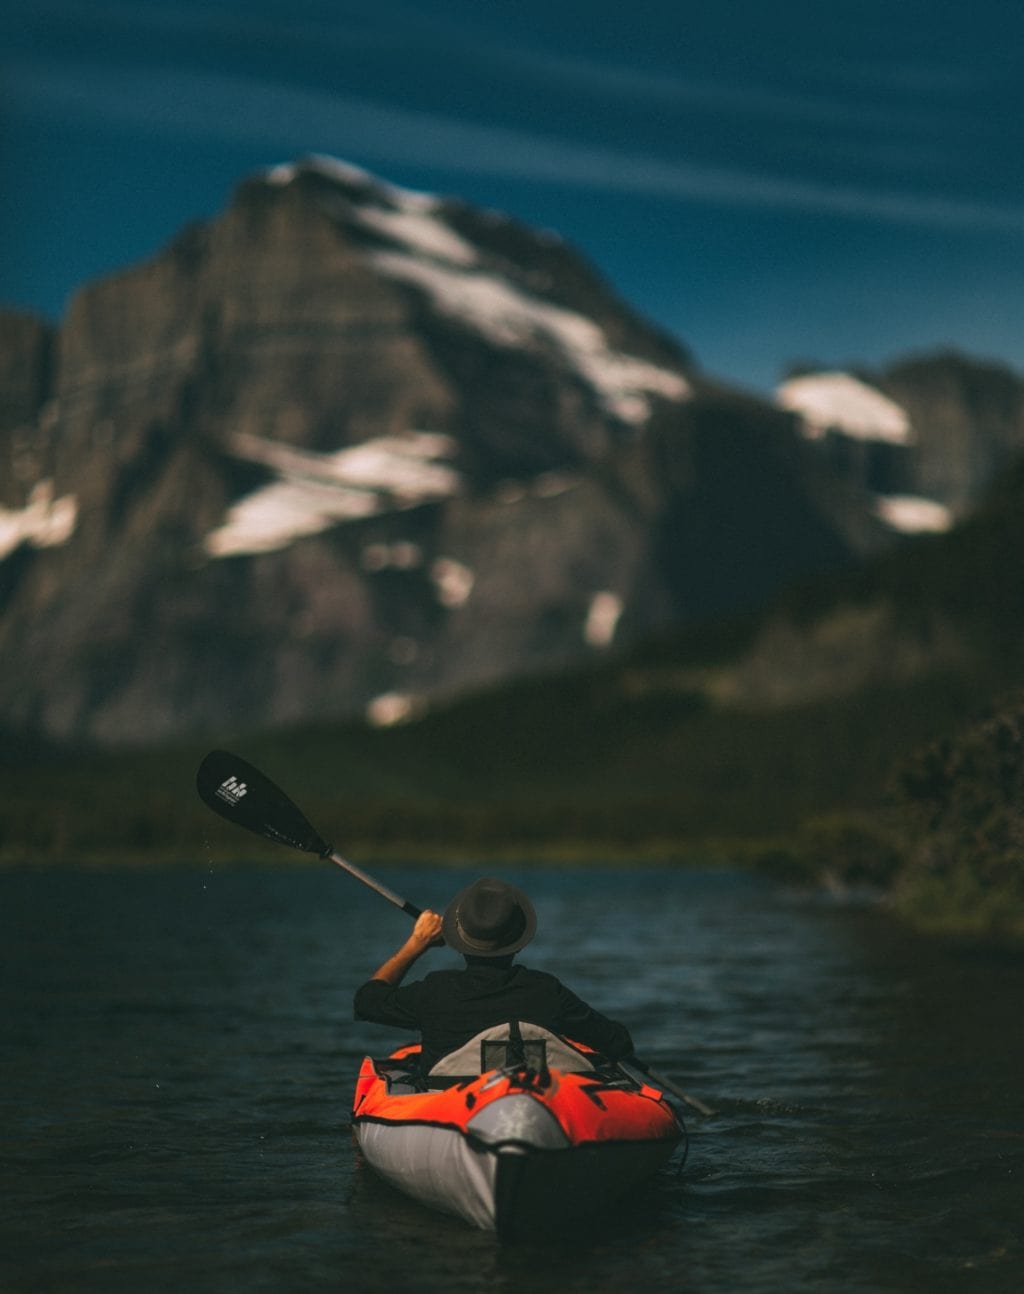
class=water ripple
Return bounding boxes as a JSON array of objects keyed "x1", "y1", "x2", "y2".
[{"x1": 2, "y1": 863, "x2": 1021, "y2": 1292}]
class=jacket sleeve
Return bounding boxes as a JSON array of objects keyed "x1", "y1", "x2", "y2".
[
  {"x1": 353, "y1": 977, "x2": 424, "y2": 1029},
  {"x1": 552, "y1": 979, "x2": 634, "y2": 1060}
]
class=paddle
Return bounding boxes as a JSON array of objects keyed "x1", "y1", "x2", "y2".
[
  {"x1": 619, "y1": 1058, "x2": 717, "y2": 1118},
  {"x1": 196, "y1": 749, "x2": 716, "y2": 1117},
  {"x1": 196, "y1": 749, "x2": 422, "y2": 917}
]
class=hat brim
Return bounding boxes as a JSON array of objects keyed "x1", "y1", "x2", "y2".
[{"x1": 442, "y1": 880, "x2": 537, "y2": 956}]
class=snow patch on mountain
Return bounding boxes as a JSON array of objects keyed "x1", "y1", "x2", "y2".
[
  {"x1": 267, "y1": 156, "x2": 375, "y2": 189},
  {"x1": 777, "y1": 372, "x2": 911, "y2": 444},
  {"x1": 204, "y1": 431, "x2": 460, "y2": 558},
  {"x1": 0, "y1": 481, "x2": 77, "y2": 561},
  {"x1": 360, "y1": 540, "x2": 425, "y2": 572},
  {"x1": 873, "y1": 494, "x2": 952, "y2": 534},
  {"x1": 266, "y1": 155, "x2": 435, "y2": 210},
  {"x1": 355, "y1": 202, "x2": 479, "y2": 267},
  {"x1": 584, "y1": 591, "x2": 623, "y2": 648},
  {"x1": 366, "y1": 692, "x2": 420, "y2": 727},
  {"x1": 371, "y1": 250, "x2": 690, "y2": 425},
  {"x1": 268, "y1": 154, "x2": 479, "y2": 265},
  {"x1": 431, "y1": 556, "x2": 475, "y2": 608},
  {"x1": 264, "y1": 155, "x2": 688, "y2": 425}
]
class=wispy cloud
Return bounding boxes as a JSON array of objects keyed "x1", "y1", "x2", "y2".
[
  {"x1": 492, "y1": 45, "x2": 946, "y2": 134},
  {"x1": 7, "y1": 56, "x2": 1024, "y2": 236}
]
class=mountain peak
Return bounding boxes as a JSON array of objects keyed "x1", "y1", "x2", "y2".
[
  {"x1": 263, "y1": 153, "x2": 437, "y2": 210},
  {"x1": 2, "y1": 161, "x2": 1018, "y2": 747},
  {"x1": 241, "y1": 153, "x2": 693, "y2": 431}
]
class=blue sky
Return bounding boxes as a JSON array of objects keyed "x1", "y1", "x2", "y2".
[{"x1": 2, "y1": 0, "x2": 1022, "y2": 391}]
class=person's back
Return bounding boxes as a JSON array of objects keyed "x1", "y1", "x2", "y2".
[{"x1": 354, "y1": 878, "x2": 633, "y2": 1075}]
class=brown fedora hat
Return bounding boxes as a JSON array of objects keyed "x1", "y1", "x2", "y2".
[{"x1": 442, "y1": 877, "x2": 537, "y2": 957}]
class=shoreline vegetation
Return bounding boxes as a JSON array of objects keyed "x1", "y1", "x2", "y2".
[
  {"x1": 9, "y1": 461, "x2": 1024, "y2": 940},
  {"x1": 3, "y1": 677, "x2": 1023, "y2": 943}
]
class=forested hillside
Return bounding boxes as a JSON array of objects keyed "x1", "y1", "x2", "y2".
[{"x1": 5, "y1": 458, "x2": 1024, "y2": 938}]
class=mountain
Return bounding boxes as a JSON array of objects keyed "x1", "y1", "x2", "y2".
[
  {"x1": 776, "y1": 352, "x2": 1024, "y2": 528},
  {"x1": 876, "y1": 352, "x2": 1024, "y2": 512},
  {"x1": 10, "y1": 456, "x2": 1024, "y2": 882},
  {"x1": 1, "y1": 156, "x2": 1021, "y2": 748}
]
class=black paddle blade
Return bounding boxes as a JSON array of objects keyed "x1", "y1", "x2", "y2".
[{"x1": 196, "y1": 750, "x2": 329, "y2": 856}]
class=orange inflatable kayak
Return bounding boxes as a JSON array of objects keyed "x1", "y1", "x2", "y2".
[{"x1": 351, "y1": 1030, "x2": 685, "y2": 1238}]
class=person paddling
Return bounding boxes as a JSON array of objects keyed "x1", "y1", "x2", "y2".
[{"x1": 354, "y1": 877, "x2": 635, "y2": 1076}]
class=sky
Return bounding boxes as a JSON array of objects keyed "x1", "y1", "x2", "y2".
[{"x1": 1, "y1": 0, "x2": 1022, "y2": 393}]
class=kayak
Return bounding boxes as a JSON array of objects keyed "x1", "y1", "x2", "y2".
[{"x1": 351, "y1": 1026, "x2": 685, "y2": 1238}]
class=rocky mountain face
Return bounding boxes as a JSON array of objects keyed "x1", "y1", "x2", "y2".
[
  {"x1": 777, "y1": 354, "x2": 1024, "y2": 526},
  {"x1": 0, "y1": 312, "x2": 53, "y2": 438},
  {"x1": 1, "y1": 156, "x2": 1020, "y2": 748},
  {"x1": 877, "y1": 353, "x2": 1024, "y2": 512}
]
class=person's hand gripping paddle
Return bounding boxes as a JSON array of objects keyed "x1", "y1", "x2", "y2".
[{"x1": 196, "y1": 749, "x2": 715, "y2": 1116}]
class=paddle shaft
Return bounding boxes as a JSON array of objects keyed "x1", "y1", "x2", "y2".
[
  {"x1": 621, "y1": 1060, "x2": 717, "y2": 1118},
  {"x1": 195, "y1": 750, "x2": 422, "y2": 918},
  {"x1": 319, "y1": 864, "x2": 711, "y2": 1111},
  {"x1": 325, "y1": 848, "x2": 421, "y2": 918},
  {"x1": 326, "y1": 848, "x2": 711, "y2": 1113},
  {"x1": 196, "y1": 750, "x2": 713, "y2": 1115}
]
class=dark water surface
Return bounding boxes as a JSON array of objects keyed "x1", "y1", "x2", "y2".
[{"x1": 2, "y1": 863, "x2": 1022, "y2": 1292}]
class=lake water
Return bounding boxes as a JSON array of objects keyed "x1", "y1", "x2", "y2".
[{"x1": 2, "y1": 862, "x2": 1022, "y2": 1292}]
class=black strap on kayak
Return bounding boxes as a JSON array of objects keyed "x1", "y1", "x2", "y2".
[
  {"x1": 479, "y1": 1020, "x2": 549, "y2": 1078},
  {"x1": 508, "y1": 1019, "x2": 525, "y2": 1067}
]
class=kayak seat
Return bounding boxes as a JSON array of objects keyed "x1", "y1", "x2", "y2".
[{"x1": 427, "y1": 1021, "x2": 597, "y2": 1084}]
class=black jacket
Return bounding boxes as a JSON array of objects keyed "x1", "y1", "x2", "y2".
[{"x1": 354, "y1": 958, "x2": 634, "y2": 1073}]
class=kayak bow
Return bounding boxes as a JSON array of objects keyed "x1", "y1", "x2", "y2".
[{"x1": 352, "y1": 1037, "x2": 684, "y2": 1238}]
